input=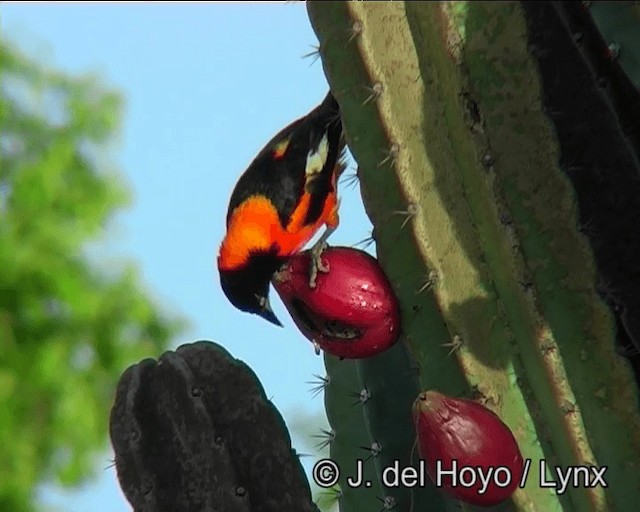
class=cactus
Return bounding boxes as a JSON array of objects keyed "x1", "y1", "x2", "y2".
[
  {"x1": 307, "y1": 2, "x2": 640, "y2": 511},
  {"x1": 587, "y1": 1, "x2": 640, "y2": 89},
  {"x1": 318, "y1": 353, "x2": 387, "y2": 510},
  {"x1": 536, "y1": 2, "x2": 640, "y2": 364},
  {"x1": 323, "y1": 344, "x2": 464, "y2": 511},
  {"x1": 109, "y1": 340, "x2": 319, "y2": 512}
]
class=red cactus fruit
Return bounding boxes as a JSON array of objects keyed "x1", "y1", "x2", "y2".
[
  {"x1": 271, "y1": 246, "x2": 400, "y2": 359},
  {"x1": 412, "y1": 390, "x2": 524, "y2": 506}
]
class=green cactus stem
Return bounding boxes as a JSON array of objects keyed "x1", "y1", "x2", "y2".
[
  {"x1": 323, "y1": 343, "x2": 464, "y2": 511},
  {"x1": 308, "y1": 2, "x2": 640, "y2": 510},
  {"x1": 320, "y1": 353, "x2": 387, "y2": 511}
]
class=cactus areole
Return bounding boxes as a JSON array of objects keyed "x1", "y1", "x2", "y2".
[
  {"x1": 272, "y1": 246, "x2": 400, "y2": 359},
  {"x1": 412, "y1": 391, "x2": 524, "y2": 506}
]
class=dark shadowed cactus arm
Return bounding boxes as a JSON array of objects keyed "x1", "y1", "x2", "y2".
[
  {"x1": 109, "y1": 340, "x2": 319, "y2": 512},
  {"x1": 308, "y1": 2, "x2": 640, "y2": 511}
]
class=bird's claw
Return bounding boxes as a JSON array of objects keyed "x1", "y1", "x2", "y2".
[{"x1": 309, "y1": 242, "x2": 330, "y2": 288}]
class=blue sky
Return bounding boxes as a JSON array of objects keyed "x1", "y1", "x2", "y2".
[{"x1": 2, "y1": 4, "x2": 373, "y2": 511}]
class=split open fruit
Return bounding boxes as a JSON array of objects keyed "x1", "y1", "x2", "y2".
[{"x1": 272, "y1": 246, "x2": 400, "y2": 359}]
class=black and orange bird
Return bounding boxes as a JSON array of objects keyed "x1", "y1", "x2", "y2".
[{"x1": 217, "y1": 91, "x2": 346, "y2": 326}]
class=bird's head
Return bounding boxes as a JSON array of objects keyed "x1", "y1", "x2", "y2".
[{"x1": 218, "y1": 248, "x2": 285, "y2": 327}]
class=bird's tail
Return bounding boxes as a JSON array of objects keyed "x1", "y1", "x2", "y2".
[
  {"x1": 318, "y1": 91, "x2": 346, "y2": 167},
  {"x1": 315, "y1": 90, "x2": 341, "y2": 128},
  {"x1": 320, "y1": 90, "x2": 339, "y2": 112}
]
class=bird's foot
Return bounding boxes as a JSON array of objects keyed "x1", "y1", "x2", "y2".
[{"x1": 309, "y1": 241, "x2": 330, "y2": 288}]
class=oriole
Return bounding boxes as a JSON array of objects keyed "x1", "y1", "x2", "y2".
[{"x1": 217, "y1": 91, "x2": 345, "y2": 326}]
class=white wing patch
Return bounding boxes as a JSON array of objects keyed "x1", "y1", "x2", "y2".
[{"x1": 305, "y1": 131, "x2": 329, "y2": 181}]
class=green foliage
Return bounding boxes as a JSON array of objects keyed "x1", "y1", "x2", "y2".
[{"x1": 0, "y1": 40, "x2": 187, "y2": 511}]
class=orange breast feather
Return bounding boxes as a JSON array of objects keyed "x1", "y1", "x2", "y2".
[{"x1": 218, "y1": 192, "x2": 338, "y2": 270}]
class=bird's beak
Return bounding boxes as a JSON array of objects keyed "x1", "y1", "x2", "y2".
[{"x1": 258, "y1": 298, "x2": 283, "y2": 327}]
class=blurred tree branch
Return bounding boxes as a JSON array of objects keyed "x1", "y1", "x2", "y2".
[{"x1": 0, "y1": 39, "x2": 188, "y2": 511}]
